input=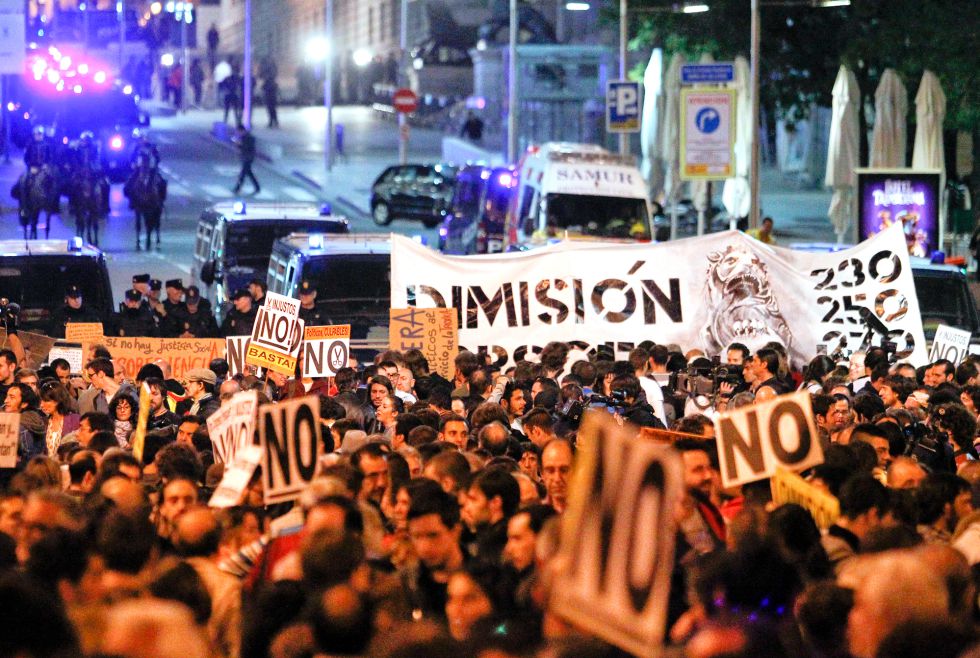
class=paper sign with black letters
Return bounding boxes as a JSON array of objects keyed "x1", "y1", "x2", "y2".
[
  {"x1": 928, "y1": 324, "x2": 971, "y2": 366},
  {"x1": 258, "y1": 395, "x2": 323, "y2": 504},
  {"x1": 0, "y1": 412, "x2": 19, "y2": 468},
  {"x1": 550, "y1": 410, "x2": 683, "y2": 657},
  {"x1": 770, "y1": 468, "x2": 840, "y2": 529},
  {"x1": 206, "y1": 390, "x2": 258, "y2": 463},
  {"x1": 209, "y1": 444, "x2": 263, "y2": 508},
  {"x1": 714, "y1": 390, "x2": 824, "y2": 488},
  {"x1": 303, "y1": 325, "x2": 351, "y2": 378}
]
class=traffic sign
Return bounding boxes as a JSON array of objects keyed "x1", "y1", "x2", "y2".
[
  {"x1": 393, "y1": 88, "x2": 419, "y2": 114},
  {"x1": 681, "y1": 63, "x2": 735, "y2": 85},
  {"x1": 680, "y1": 88, "x2": 736, "y2": 180},
  {"x1": 606, "y1": 80, "x2": 641, "y2": 134}
]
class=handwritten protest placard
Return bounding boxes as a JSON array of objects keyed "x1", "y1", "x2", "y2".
[
  {"x1": 0, "y1": 413, "x2": 19, "y2": 468},
  {"x1": 65, "y1": 323, "x2": 104, "y2": 343},
  {"x1": 88, "y1": 336, "x2": 225, "y2": 380},
  {"x1": 389, "y1": 307, "x2": 458, "y2": 379}
]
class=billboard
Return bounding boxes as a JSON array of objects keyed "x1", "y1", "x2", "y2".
[{"x1": 857, "y1": 169, "x2": 942, "y2": 258}]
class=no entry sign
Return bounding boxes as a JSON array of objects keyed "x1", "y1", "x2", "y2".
[{"x1": 393, "y1": 88, "x2": 418, "y2": 114}]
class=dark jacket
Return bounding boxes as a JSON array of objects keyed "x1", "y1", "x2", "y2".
[
  {"x1": 48, "y1": 303, "x2": 101, "y2": 339},
  {"x1": 169, "y1": 307, "x2": 220, "y2": 338},
  {"x1": 237, "y1": 132, "x2": 256, "y2": 163},
  {"x1": 220, "y1": 305, "x2": 258, "y2": 337},
  {"x1": 115, "y1": 306, "x2": 158, "y2": 337}
]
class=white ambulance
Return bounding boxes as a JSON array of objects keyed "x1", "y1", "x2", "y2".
[{"x1": 504, "y1": 142, "x2": 653, "y2": 249}]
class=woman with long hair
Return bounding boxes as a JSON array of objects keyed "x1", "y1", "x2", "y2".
[
  {"x1": 38, "y1": 382, "x2": 81, "y2": 458},
  {"x1": 108, "y1": 392, "x2": 140, "y2": 448}
]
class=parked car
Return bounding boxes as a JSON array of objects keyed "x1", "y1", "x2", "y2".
[{"x1": 370, "y1": 163, "x2": 458, "y2": 228}]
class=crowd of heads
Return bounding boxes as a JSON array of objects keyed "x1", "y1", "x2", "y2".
[{"x1": 0, "y1": 337, "x2": 979, "y2": 657}]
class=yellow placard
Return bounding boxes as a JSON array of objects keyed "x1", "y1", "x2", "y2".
[
  {"x1": 131, "y1": 382, "x2": 152, "y2": 464},
  {"x1": 389, "y1": 307, "x2": 458, "y2": 380},
  {"x1": 770, "y1": 467, "x2": 840, "y2": 529},
  {"x1": 65, "y1": 323, "x2": 105, "y2": 343},
  {"x1": 245, "y1": 343, "x2": 296, "y2": 376},
  {"x1": 88, "y1": 336, "x2": 225, "y2": 381}
]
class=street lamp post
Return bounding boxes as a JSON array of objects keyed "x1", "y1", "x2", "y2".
[
  {"x1": 325, "y1": 0, "x2": 333, "y2": 172},
  {"x1": 398, "y1": 0, "x2": 408, "y2": 165},
  {"x1": 243, "y1": 0, "x2": 252, "y2": 130},
  {"x1": 749, "y1": 0, "x2": 760, "y2": 229},
  {"x1": 118, "y1": 0, "x2": 125, "y2": 73},
  {"x1": 507, "y1": 0, "x2": 517, "y2": 162},
  {"x1": 619, "y1": 0, "x2": 628, "y2": 155},
  {"x1": 180, "y1": 2, "x2": 188, "y2": 113}
]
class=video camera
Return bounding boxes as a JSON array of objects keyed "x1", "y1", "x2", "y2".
[
  {"x1": 672, "y1": 356, "x2": 744, "y2": 398},
  {"x1": 903, "y1": 421, "x2": 947, "y2": 471},
  {"x1": 556, "y1": 389, "x2": 628, "y2": 429}
]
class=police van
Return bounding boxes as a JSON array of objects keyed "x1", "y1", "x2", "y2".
[
  {"x1": 505, "y1": 142, "x2": 653, "y2": 250},
  {"x1": 193, "y1": 202, "x2": 349, "y2": 319},
  {"x1": 0, "y1": 238, "x2": 113, "y2": 333},
  {"x1": 267, "y1": 233, "x2": 391, "y2": 357}
]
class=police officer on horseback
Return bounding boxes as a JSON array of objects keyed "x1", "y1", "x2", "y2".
[
  {"x1": 75, "y1": 132, "x2": 101, "y2": 171},
  {"x1": 131, "y1": 132, "x2": 161, "y2": 171},
  {"x1": 24, "y1": 126, "x2": 51, "y2": 169}
]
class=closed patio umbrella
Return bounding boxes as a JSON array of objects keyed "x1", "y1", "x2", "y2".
[{"x1": 825, "y1": 65, "x2": 860, "y2": 243}]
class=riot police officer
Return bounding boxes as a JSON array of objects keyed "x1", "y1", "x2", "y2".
[
  {"x1": 24, "y1": 126, "x2": 51, "y2": 169},
  {"x1": 170, "y1": 286, "x2": 219, "y2": 338},
  {"x1": 220, "y1": 288, "x2": 258, "y2": 337},
  {"x1": 115, "y1": 289, "x2": 158, "y2": 337},
  {"x1": 297, "y1": 279, "x2": 327, "y2": 326},
  {"x1": 131, "y1": 132, "x2": 161, "y2": 171},
  {"x1": 48, "y1": 285, "x2": 100, "y2": 338},
  {"x1": 75, "y1": 132, "x2": 101, "y2": 171}
]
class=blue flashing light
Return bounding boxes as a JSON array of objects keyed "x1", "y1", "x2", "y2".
[
  {"x1": 930, "y1": 250, "x2": 945, "y2": 264},
  {"x1": 68, "y1": 236, "x2": 83, "y2": 251},
  {"x1": 308, "y1": 234, "x2": 324, "y2": 249},
  {"x1": 232, "y1": 201, "x2": 246, "y2": 214},
  {"x1": 319, "y1": 202, "x2": 332, "y2": 216}
]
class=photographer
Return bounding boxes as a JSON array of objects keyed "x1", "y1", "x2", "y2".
[{"x1": 610, "y1": 373, "x2": 665, "y2": 430}]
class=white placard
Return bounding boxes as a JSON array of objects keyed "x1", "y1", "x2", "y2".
[
  {"x1": 0, "y1": 412, "x2": 19, "y2": 468},
  {"x1": 259, "y1": 395, "x2": 323, "y2": 505},
  {"x1": 929, "y1": 324, "x2": 972, "y2": 365},
  {"x1": 303, "y1": 325, "x2": 351, "y2": 378},
  {"x1": 208, "y1": 444, "x2": 263, "y2": 508},
  {"x1": 47, "y1": 347, "x2": 84, "y2": 374},
  {"x1": 206, "y1": 390, "x2": 258, "y2": 463},
  {"x1": 714, "y1": 391, "x2": 824, "y2": 488}
]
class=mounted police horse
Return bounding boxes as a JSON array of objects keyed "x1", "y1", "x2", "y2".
[
  {"x1": 10, "y1": 166, "x2": 59, "y2": 240},
  {"x1": 123, "y1": 159, "x2": 167, "y2": 251},
  {"x1": 69, "y1": 164, "x2": 110, "y2": 246}
]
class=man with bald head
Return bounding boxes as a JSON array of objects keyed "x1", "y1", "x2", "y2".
[
  {"x1": 887, "y1": 456, "x2": 927, "y2": 489},
  {"x1": 100, "y1": 477, "x2": 149, "y2": 516},
  {"x1": 175, "y1": 507, "x2": 241, "y2": 658}
]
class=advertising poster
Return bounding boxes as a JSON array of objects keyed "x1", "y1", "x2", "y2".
[{"x1": 857, "y1": 169, "x2": 942, "y2": 258}]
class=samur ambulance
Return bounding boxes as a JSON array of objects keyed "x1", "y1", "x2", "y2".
[{"x1": 504, "y1": 142, "x2": 653, "y2": 250}]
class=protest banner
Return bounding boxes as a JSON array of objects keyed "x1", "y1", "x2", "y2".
[
  {"x1": 65, "y1": 322, "x2": 104, "y2": 343},
  {"x1": 47, "y1": 346, "x2": 84, "y2": 373},
  {"x1": 639, "y1": 427, "x2": 713, "y2": 444},
  {"x1": 389, "y1": 307, "x2": 458, "y2": 379},
  {"x1": 87, "y1": 336, "x2": 225, "y2": 381},
  {"x1": 550, "y1": 410, "x2": 683, "y2": 657},
  {"x1": 928, "y1": 324, "x2": 971, "y2": 365},
  {"x1": 771, "y1": 468, "x2": 840, "y2": 529},
  {"x1": 390, "y1": 223, "x2": 926, "y2": 368},
  {"x1": 258, "y1": 395, "x2": 323, "y2": 504},
  {"x1": 247, "y1": 292, "x2": 303, "y2": 376},
  {"x1": 714, "y1": 390, "x2": 824, "y2": 488},
  {"x1": 206, "y1": 390, "x2": 259, "y2": 463},
  {"x1": 1, "y1": 328, "x2": 56, "y2": 370},
  {"x1": 131, "y1": 382, "x2": 151, "y2": 464},
  {"x1": 0, "y1": 412, "x2": 19, "y2": 468},
  {"x1": 209, "y1": 444, "x2": 263, "y2": 508},
  {"x1": 303, "y1": 325, "x2": 351, "y2": 378}
]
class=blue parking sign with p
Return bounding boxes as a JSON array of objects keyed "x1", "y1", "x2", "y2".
[{"x1": 607, "y1": 80, "x2": 641, "y2": 133}]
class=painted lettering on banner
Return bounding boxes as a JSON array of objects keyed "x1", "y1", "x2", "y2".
[
  {"x1": 87, "y1": 336, "x2": 225, "y2": 380},
  {"x1": 389, "y1": 307, "x2": 458, "y2": 379},
  {"x1": 551, "y1": 411, "x2": 683, "y2": 657},
  {"x1": 259, "y1": 395, "x2": 323, "y2": 504},
  {"x1": 390, "y1": 224, "x2": 926, "y2": 369},
  {"x1": 206, "y1": 390, "x2": 258, "y2": 463},
  {"x1": 714, "y1": 390, "x2": 824, "y2": 488},
  {"x1": 303, "y1": 325, "x2": 351, "y2": 378}
]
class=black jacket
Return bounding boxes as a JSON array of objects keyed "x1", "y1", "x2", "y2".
[
  {"x1": 115, "y1": 306, "x2": 158, "y2": 337},
  {"x1": 220, "y1": 305, "x2": 258, "y2": 337}
]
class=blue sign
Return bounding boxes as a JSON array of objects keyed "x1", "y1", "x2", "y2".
[
  {"x1": 681, "y1": 63, "x2": 735, "y2": 85},
  {"x1": 695, "y1": 107, "x2": 721, "y2": 134},
  {"x1": 606, "y1": 80, "x2": 641, "y2": 133}
]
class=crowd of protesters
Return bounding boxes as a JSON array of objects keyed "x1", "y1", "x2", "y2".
[{"x1": 0, "y1": 327, "x2": 979, "y2": 658}]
